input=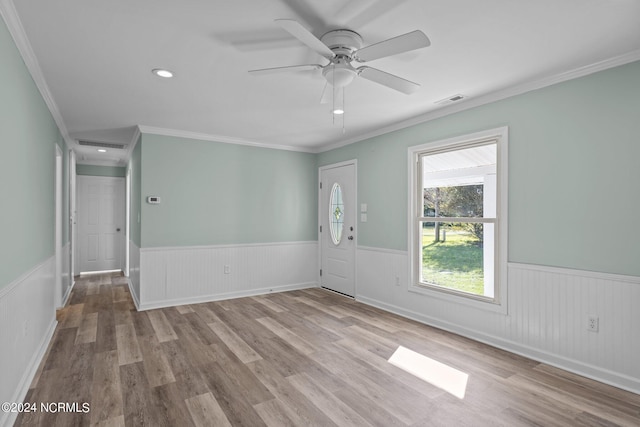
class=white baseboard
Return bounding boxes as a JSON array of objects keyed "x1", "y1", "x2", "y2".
[
  {"x1": 60, "y1": 278, "x2": 74, "y2": 308},
  {"x1": 0, "y1": 256, "x2": 57, "y2": 427},
  {"x1": 357, "y1": 295, "x2": 640, "y2": 394},
  {"x1": 127, "y1": 277, "x2": 141, "y2": 311},
  {"x1": 139, "y1": 281, "x2": 317, "y2": 311},
  {"x1": 353, "y1": 246, "x2": 640, "y2": 395}
]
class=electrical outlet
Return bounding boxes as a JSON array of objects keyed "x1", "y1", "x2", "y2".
[
  {"x1": 587, "y1": 316, "x2": 599, "y2": 332},
  {"x1": 224, "y1": 265, "x2": 231, "y2": 274},
  {"x1": 395, "y1": 276, "x2": 400, "y2": 286}
]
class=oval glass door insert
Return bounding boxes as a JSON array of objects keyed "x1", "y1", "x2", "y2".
[{"x1": 329, "y1": 183, "x2": 344, "y2": 245}]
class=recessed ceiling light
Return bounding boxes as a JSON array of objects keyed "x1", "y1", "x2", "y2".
[
  {"x1": 97, "y1": 149, "x2": 107, "y2": 153},
  {"x1": 152, "y1": 68, "x2": 173, "y2": 78},
  {"x1": 332, "y1": 109, "x2": 344, "y2": 115}
]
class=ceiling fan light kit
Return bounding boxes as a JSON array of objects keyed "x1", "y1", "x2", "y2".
[{"x1": 249, "y1": 19, "x2": 430, "y2": 125}]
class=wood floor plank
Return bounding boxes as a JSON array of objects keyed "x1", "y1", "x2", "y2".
[
  {"x1": 90, "y1": 350, "x2": 124, "y2": 425},
  {"x1": 309, "y1": 349, "x2": 425, "y2": 425},
  {"x1": 250, "y1": 295, "x2": 288, "y2": 313},
  {"x1": 16, "y1": 273, "x2": 640, "y2": 427},
  {"x1": 176, "y1": 304, "x2": 195, "y2": 314},
  {"x1": 287, "y1": 372, "x2": 374, "y2": 427},
  {"x1": 119, "y1": 362, "x2": 163, "y2": 426},
  {"x1": 112, "y1": 301, "x2": 133, "y2": 326},
  {"x1": 253, "y1": 399, "x2": 298, "y2": 427},
  {"x1": 92, "y1": 414, "x2": 125, "y2": 427},
  {"x1": 60, "y1": 302, "x2": 84, "y2": 328},
  {"x1": 115, "y1": 323, "x2": 143, "y2": 365},
  {"x1": 151, "y1": 382, "x2": 197, "y2": 427},
  {"x1": 137, "y1": 334, "x2": 176, "y2": 387},
  {"x1": 248, "y1": 359, "x2": 339, "y2": 427},
  {"x1": 185, "y1": 392, "x2": 233, "y2": 427},
  {"x1": 130, "y1": 309, "x2": 156, "y2": 338},
  {"x1": 95, "y1": 309, "x2": 118, "y2": 353},
  {"x1": 256, "y1": 316, "x2": 317, "y2": 355},
  {"x1": 208, "y1": 320, "x2": 263, "y2": 364},
  {"x1": 147, "y1": 309, "x2": 179, "y2": 342},
  {"x1": 161, "y1": 339, "x2": 212, "y2": 399},
  {"x1": 200, "y1": 361, "x2": 269, "y2": 426},
  {"x1": 76, "y1": 311, "x2": 99, "y2": 344}
]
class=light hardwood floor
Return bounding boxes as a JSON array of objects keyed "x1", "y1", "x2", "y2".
[{"x1": 16, "y1": 273, "x2": 640, "y2": 426}]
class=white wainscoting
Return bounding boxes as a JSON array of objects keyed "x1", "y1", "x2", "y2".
[
  {"x1": 138, "y1": 241, "x2": 318, "y2": 310},
  {"x1": 355, "y1": 246, "x2": 640, "y2": 394},
  {"x1": 128, "y1": 239, "x2": 141, "y2": 310},
  {"x1": 0, "y1": 256, "x2": 57, "y2": 427}
]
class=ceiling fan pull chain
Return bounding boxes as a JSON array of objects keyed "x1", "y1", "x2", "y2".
[
  {"x1": 332, "y1": 64, "x2": 336, "y2": 125},
  {"x1": 342, "y1": 87, "x2": 346, "y2": 134}
]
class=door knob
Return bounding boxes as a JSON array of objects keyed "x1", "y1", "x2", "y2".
[
  {"x1": 116, "y1": 228, "x2": 121, "y2": 232},
  {"x1": 348, "y1": 236, "x2": 354, "y2": 240}
]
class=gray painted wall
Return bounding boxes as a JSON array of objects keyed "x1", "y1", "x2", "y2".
[
  {"x1": 129, "y1": 136, "x2": 142, "y2": 247},
  {"x1": 139, "y1": 133, "x2": 317, "y2": 248},
  {"x1": 319, "y1": 60, "x2": 640, "y2": 277},
  {"x1": 0, "y1": 18, "x2": 63, "y2": 288}
]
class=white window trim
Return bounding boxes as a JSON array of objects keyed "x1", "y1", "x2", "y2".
[{"x1": 407, "y1": 126, "x2": 509, "y2": 314}]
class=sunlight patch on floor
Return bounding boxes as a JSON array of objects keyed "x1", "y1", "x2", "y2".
[{"x1": 388, "y1": 345, "x2": 469, "y2": 399}]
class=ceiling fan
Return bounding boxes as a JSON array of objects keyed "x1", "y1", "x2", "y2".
[{"x1": 249, "y1": 19, "x2": 430, "y2": 96}]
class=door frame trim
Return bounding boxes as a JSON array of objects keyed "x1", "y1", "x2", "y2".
[
  {"x1": 318, "y1": 159, "x2": 358, "y2": 298},
  {"x1": 54, "y1": 144, "x2": 63, "y2": 308},
  {"x1": 76, "y1": 175, "x2": 126, "y2": 273}
]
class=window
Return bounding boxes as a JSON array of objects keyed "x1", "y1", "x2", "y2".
[
  {"x1": 408, "y1": 127, "x2": 508, "y2": 311},
  {"x1": 329, "y1": 182, "x2": 344, "y2": 245}
]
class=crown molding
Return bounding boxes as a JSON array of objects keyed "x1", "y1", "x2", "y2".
[
  {"x1": 3, "y1": 0, "x2": 639, "y2": 157},
  {"x1": 317, "y1": 49, "x2": 640, "y2": 153},
  {"x1": 123, "y1": 125, "x2": 142, "y2": 164},
  {"x1": 0, "y1": 0, "x2": 74, "y2": 148},
  {"x1": 137, "y1": 125, "x2": 317, "y2": 153}
]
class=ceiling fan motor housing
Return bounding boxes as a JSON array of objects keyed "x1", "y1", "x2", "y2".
[{"x1": 321, "y1": 29, "x2": 363, "y2": 87}]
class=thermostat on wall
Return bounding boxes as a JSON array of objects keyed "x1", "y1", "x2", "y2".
[{"x1": 147, "y1": 196, "x2": 161, "y2": 204}]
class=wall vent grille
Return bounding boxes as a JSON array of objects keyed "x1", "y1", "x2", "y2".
[{"x1": 435, "y1": 94, "x2": 466, "y2": 105}]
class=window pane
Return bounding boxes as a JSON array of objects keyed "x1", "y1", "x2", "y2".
[
  {"x1": 329, "y1": 183, "x2": 344, "y2": 245},
  {"x1": 423, "y1": 185, "x2": 485, "y2": 218},
  {"x1": 421, "y1": 143, "x2": 496, "y2": 219},
  {"x1": 420, "y1": 221, "x2": 486, "y2": 296}
]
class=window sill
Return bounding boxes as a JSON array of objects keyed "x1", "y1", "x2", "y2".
[{"x1": 408, "y1": 282, "x2": 508, "y2": 315}]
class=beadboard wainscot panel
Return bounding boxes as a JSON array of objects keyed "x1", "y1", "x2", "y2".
[
  {"x1": 0, "y1": 257, "x2": 57, "y2": 427},
  {"x1": 128, "y1": 239, "x2": 141, "y2": 309},
  {"x1": 139, "y1": 241, "x2": 318, "y2": 310},
  {"x1": 355, "y1": 246, "x2": 640, "y2": 394}
]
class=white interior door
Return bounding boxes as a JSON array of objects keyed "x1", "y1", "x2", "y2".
[
  {"x1": 77, "y1": 175, "x2": 125, "y2": 273},
  {"x1": 320, "y1": 161, "x2": 356, "y2": 297}
]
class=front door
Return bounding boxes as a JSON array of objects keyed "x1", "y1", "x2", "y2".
[
  {"x1": 77, "y1": 175, "x2": 125, "y2": 273},
  {"x1": 319, "y1": 161, "x2": 356, "y2": 297}
]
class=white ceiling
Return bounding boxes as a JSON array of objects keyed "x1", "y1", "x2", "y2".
[{"x1": 5, "y1": 0, "x2": 640, "y2": 165}]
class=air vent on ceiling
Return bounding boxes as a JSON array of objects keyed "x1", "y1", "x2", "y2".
[
  {"x1": 78, "y1": 140, "x2": 125, "y2": 149},
  {"x1": 435, "y1": 94, "x2": 466, "y2": 105}
]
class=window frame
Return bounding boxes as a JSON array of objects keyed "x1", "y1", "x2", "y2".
[{"x1": 407, "y1": 127, "x2": 509, "y2": 314}]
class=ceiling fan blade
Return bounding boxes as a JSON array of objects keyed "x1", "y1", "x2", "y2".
[
  {"x1": 275, "y1": 19, "x2": 335, "y2": 60},
  {"x1": 358, "y1": 66, "x2": 421, "y2": 94},
  {"x1": 248, "y1": 64, "x2": 322, "y2": 75},
  {"x1": 354, "y1": 30, "x2": 430, "y2": 62}
]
